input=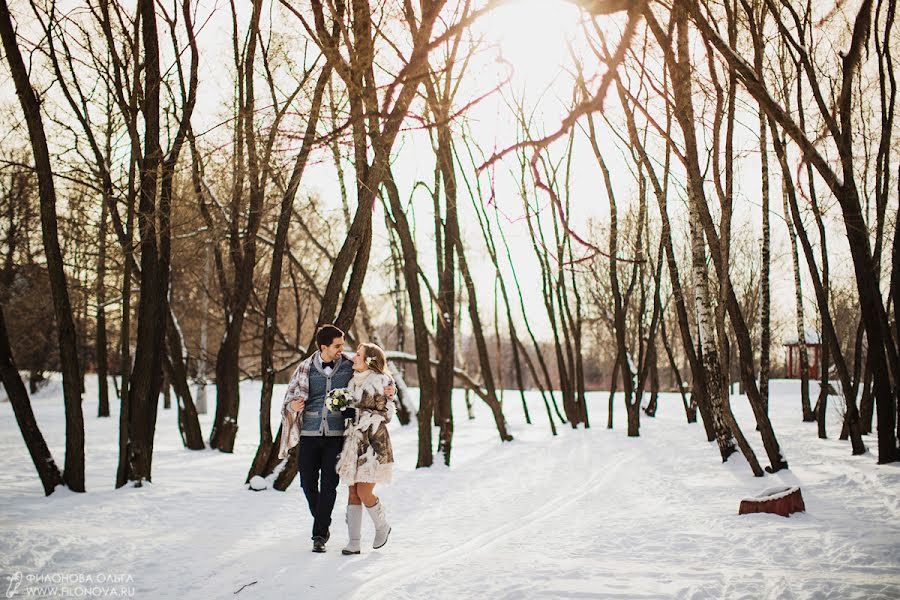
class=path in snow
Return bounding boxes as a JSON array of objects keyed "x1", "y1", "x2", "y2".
[{"x1": 2, "y1": 377, "x2": 899, "y2": 599}]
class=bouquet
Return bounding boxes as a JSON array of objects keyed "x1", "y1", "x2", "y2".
[{"x1": 326, "y1": 388, "x2": 354, "y2": 413}]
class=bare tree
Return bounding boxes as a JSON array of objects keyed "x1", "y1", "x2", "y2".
[
  {"x1": 382, "y1": 172, "x2": 439, "y2": 467},
  {"x1": 247, "y1": 52, "x2": 333, "y2": 482},
  {"x1": 648, "y1": 3, "x2": 782, "y2": 474},
  {"x1": 751, "y1": 0, "x2": 772, "y2": 413},
  {"x1": 687, "y1": 0, "x2": 897, "y2": 464},
  {"x1": 459, "y1": 133, "x2": 552, "y2": 433},
  {"x1": 120, "y1": 0, "x2": 199, "y2": 484},
  {"x1": 207, "y1": 0, "x2": 271, "y2": 453},
  {"x1": 0, "y1": 166, "x2": 64, "y2": 495},
  {"x1": 0, "y1": 0, "x2": 85, "y2": 491}
]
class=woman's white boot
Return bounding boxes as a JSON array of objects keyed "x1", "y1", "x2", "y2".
[
  {"x1": 342, "y1": 504, "x2": 363, "y2": 555},
  {"x1": 365, "y1": 499, "x2": 391, "y2": 549}
]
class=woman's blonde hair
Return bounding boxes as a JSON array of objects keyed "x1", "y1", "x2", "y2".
[{"x1": 358, "y1": 342, "x2": 388, "y2": 374}]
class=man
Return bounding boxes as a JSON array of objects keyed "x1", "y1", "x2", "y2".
[{"x1": 279, "y1": 325, "x2": 394, "y2": 553}]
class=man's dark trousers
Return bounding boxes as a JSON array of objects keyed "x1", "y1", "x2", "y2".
[{"x1": 298, "y1": 435, "x2": 343, "y2": 539}]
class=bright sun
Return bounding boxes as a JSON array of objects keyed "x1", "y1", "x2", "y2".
[{"x1": 474, "y1": 0, "x2": 584, "y2": 89}]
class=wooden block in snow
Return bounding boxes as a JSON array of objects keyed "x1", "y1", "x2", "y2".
[{"x1": 739, "y1": 486, "x2": 805, "y2": 517}]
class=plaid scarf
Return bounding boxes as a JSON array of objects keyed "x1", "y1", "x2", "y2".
[{"x1": 277, "y1": 355, "x2": 313, "y2": 459}]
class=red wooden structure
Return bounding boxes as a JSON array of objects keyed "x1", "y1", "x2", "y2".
[
  {"x1": 739, "y1": 486, "x2": 806, "y2": 517},
  {"x1": 784, "y1": 331, "x2": 821, "y2": 379}
]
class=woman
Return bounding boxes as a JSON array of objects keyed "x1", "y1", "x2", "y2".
[{"x1": 336, "y1": 342, "x2": 396, "y2": 555}]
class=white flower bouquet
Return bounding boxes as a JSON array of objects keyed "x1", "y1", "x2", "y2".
[{"x1": 325, "y1": 388, "x2": 354, "y2": 412}]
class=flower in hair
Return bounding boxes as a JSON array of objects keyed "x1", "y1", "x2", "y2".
[{"x1": 366, "y1": 356, "x2": 377, "y2": 367}]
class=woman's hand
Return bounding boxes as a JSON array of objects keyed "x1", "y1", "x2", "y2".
[
  {"x1": 290, "y1": 399, "x2": 304, "y2": 413},
  {"x1": 383, "y1": 384, "x2": 396, "y2": 398}
]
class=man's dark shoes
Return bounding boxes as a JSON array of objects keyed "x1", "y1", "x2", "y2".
[{"x1": 312, "y1": 536, "x2": 327, "y2": 553}]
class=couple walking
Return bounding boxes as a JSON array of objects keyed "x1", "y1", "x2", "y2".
[{"x1": 278, "y1": 325, "x2": 397, "y2": 554}]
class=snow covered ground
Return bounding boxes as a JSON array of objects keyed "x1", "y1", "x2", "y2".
[{"x1": 2, "y1": 377, "x2": 899, "y2": 599}]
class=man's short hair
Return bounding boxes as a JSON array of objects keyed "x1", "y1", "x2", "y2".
[{"x1": 315, "y1": 324, "x2": 344, "y2": 350}]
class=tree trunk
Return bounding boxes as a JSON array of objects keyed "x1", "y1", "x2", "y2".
[
  {"x1": 608, "y1": 353, "x2": 618, "y2": 430},
  {"x1": 210, "y1": 0, "x2": 266, "y2": 454},
  {"x1": 521, "y1": 186, "x2": 576, "y2": 427},
  {"x1": 660, "y1": 6, "x2": 784, "y2": 472},
  {"x1": 793, "y1": 46, "x2": 832, "y2": 440},
  {"x1": 431, "y1": 100, "x2": 459, "y2": 465},
  {"x1": 691, "y1": 232, "x2": 740, "y2": 464},
  {"x1": 644, "y1": 340, "x2": 660, "y2": 417},
  {"x1": 383, "y1": 173, "x2": 437, "y2": 468},
  {"x1": 0, "y1": 305, "x2": 64, "y2": 495},
  {"x1": 587, "y1": 113, "x2": 636, "y2": 436},
  {"x1": 758, "y1": 89, "x2": 772, "y2": 414},
  {"x1": 781, "y1": 154, "x2": 813, "y2": 422},
  {"x1": 516, "y1": 337, "x2": 558, "y2": 435},
  {"x1": 635, "y1": 218, "x2": 664, "y2": 423},
  {"x1": 614, "y1": 73, "x2": 716, "y2": 442},
  {"x1": 817, "y1": 339, "x2": 830, "y2": 439},
  {"x1": 120, "y1": 0, "x2": 168, "y2": 486},
  {"x1": 455, "y1": 236, "x2": 513, "y2": 442},
  {"x1": 195, "y1": 245, "x2": 209, "y2": 415},
  {"x1": 211, "y1": 321, "x2": 242, "y2": 452},
  {"x1": 165, "y1": 305, "x2": 204, "y2": 450},
  {"x1": 96, "y1": 193, "x2": 110, "y2": 418},
  {"x1": 386, "y1": 229, "x2": 412, "y2": 425},
  {"x1": 837, "y1": 179, "x2": 896, "y2": 463},
  {"x1": 769, "y1": 124, "x2": 866, "y2": 454},
  {"x1": 493, "y1": 197, "x2": 561, "y2": 430},
  {"x1": 626, "y1": 395, "x2": 641, "y2": 436},
  {"x1": 248, "y1": 64, "x2": 332, "y2": 482},
  {"x1": 859, "y1": 363, "x2": 875, "y2": 434},
  {"x1": 115, "y1": 191, "x2": 134, "y2": 486},
  {"x1": 0, "y1": 0, "x2": 85, "y2": 491},
  {"x1": 661, "y1": 312, "x2": 695, "y2": 423},
  {"x1": 559, "y1": 213, "x2": 589, "y2": 428},
  {"x1": 651, "y1": 7, "x2": 743, "y2": 465},
  {"x1": 163, "y1": 373, "x2": 171, "y2": 410},
  {"x1": 509, "y1": 320, "x2": 531, "y2": 424},
  {"x1": 272, "y1": 434, "x2": 299, "y2": 492}
]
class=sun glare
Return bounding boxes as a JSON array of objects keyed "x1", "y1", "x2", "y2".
[{"x1": 475, "y1": 0, "x2": 584, "y2": 90}]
